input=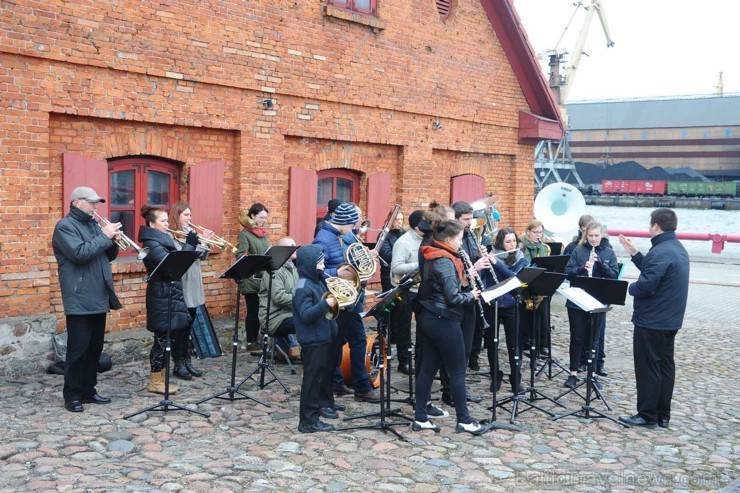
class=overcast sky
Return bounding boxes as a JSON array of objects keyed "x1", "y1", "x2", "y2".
[{"x1": 513, "y1": 0, "x2": 738, "y2": 102}]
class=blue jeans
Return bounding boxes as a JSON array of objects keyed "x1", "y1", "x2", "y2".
[{"x1": 332, "y1": 310, "x2": 372, "y2": 394}]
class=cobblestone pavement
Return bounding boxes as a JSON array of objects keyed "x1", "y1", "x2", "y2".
[{"x1": 1, "y1": 265, "x2": 739, "y2": 492}]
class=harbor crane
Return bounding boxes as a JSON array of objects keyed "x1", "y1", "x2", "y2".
[{"x1": 534, "y1": 0, "x2": 615, "y2": 188}]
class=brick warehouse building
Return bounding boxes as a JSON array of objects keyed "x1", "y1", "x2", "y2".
[{"x1": 0, "y1": 0, "x2": 561, "y2": 369}]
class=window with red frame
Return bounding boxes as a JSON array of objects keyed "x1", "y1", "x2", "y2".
[
  {"x1": 108, "y1": 157, "x2": 180, "y2": 255},
  {"x1": 327, "y1": 0, "x2": 377, "y2": 16},
  {"x1": 316, "y1": 169, "x2": 360, "y2": 226}
]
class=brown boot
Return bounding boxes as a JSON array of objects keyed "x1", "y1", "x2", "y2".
[
  {"x1": 148, "y1": 370, "x2": 179, "y2": 395},
  {"x1": 288, "y1": 345, "x2": 302, "y2": 361}
]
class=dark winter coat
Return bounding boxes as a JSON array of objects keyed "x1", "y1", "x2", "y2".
[
  {"x1": 312, "y1": 221, "x2": 365, "y2": 309},
  {"x1": 138, "y1": 226, "x2": 195, "y2": 333},
  {"x1": 565, "y1": 238, "x2": 619, "y2": 310},
  {"x1": 629, "y1": 231, "x2": 690, "y2": 331},
  {"x1": 292, "y1": 245, "x2": 338, "y2": 349},
  {"x1": 417, "y1": 251, "x2": 475, "y2": 323},
  {"x1": 489, "y1": 249, "x2": 528, "y2": 308},
  {"x1": 379, "y1": 228, "x2": 404, "y2": 289},
  {"x1": 52, "y1": 206, "x2": 122, "y2": 315}
]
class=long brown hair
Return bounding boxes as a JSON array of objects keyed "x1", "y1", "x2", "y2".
[{"x1": 169, "y1": 201, "x2": 190, "y2": 231}]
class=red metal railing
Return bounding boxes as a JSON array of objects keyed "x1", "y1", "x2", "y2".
[{"x1": 607, "y1": 229, "x2": 740, "y2": 254}]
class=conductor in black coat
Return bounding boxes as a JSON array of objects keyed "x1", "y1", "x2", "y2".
[{"x1": 137, "y1": 205, "x2": 198, "y2": 395}]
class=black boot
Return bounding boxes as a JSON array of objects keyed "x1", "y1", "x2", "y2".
[
  {"x1": 489, "y1": 370, "x2": 504, "y2": 393},
  {"x1": 510, "y1": 374, "x2": 524, "y2": 394},
  {"x1": 173, "y1": 366, "x2": 193, "y2": 380},
  {"x1": 185, "y1": 362, "x2": 203, "y2": 377}
]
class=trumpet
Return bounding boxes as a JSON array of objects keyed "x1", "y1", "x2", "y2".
[
  {"x1": 92, "y1": 211, "x2": 149, "y2": 260},
  {"x1": 168, "y1": 224, "x2": 237, "y2": 253}
]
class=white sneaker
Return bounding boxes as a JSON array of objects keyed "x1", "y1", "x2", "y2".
[
  {"x1": 412, "y1": 420, "x2": 440, "y2": 432},
  {"x1": 456, "y1": 420, "x2": 486, "y2": 435},
  {"x1": 425, "y1": 404, "x2": 450, "y2": 419}
]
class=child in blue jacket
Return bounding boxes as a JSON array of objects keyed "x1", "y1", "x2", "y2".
[{"x1": 293, "y1": 245, "x2": 338, "y2": 433}]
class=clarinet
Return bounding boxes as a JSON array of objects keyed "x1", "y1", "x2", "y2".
[
  {"x1": 467, "y1": 230, "x2": 499, "y2": 285},
  {"x1": 459, "y1": 248, "x2": 491, "y2": 331}
]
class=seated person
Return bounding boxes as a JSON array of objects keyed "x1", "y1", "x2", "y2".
[{"x1": 258, "y1": 237, "x2": 300, "y2": 360}]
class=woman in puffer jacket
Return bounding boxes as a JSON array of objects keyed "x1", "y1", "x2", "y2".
[{"x1": 138, "y1": 205, "x2": 198, "y2": 395}]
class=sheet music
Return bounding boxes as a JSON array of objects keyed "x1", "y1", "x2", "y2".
[
  {"x1": 481, "y1": 277, "x2": 522, "y2": 304},
  {"x1": 557, "y1": 287, "x2": 608, "y2": 312}
]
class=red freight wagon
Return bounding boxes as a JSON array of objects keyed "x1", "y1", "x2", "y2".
[{"x1": 601, "y1": 180, "x2": 666, "y2": 195}]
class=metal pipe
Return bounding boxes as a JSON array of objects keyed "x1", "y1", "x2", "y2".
[{"x1": 607, "y1": 229, "x2": 740, "y2": 254}]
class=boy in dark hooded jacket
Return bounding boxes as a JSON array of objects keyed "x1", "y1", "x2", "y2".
[{"x1": 293, "y1": 245, "x2": 338, "y2": 433}]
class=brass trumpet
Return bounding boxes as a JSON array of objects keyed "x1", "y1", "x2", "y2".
[
  {"x1": 92, "y1": 211, "x2": 149, "y2": 260},
  {"x1": 168, "y1": 224, "x2": 237, "y2": 253}
]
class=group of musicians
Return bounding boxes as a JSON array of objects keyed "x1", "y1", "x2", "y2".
[{"x1": 52, "y1": 186, "x2": 689, "y2": 433}]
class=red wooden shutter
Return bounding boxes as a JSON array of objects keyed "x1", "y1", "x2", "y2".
[
  {"x1": 62, "y1": 153, "x2": 109, "y2": 217},
  {"x1": 366, "y1": 172, "x2": 392, "y2": 285},
  {"x1": 450, "y1": 174, "x2": 485, "y2": 204},
  {"x1": 366, "y1": 172, "x2": 392, "y2": 244},
  {"x1": 189, "y1": 160, "x2": 225, "y2": 236},
  {"x1": 288, "y1": 166, "x2": 318, "y2": 245}
]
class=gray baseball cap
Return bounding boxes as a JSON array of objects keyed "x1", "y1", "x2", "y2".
[{"x1": 71, "y1": 186, "x2": 106, "y2": 203}]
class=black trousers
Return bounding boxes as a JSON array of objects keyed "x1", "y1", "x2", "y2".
[
  {"x1": 470, "y1": 304, "x2": 484, "y2": 363},
  {"x1": 150, "y1": 330, "x2": 186, "y2": 372},
  {"x1": 64, "y1": 313, "x2": 106, "y2": 403},
  {"x1": 483, "y1": 304, "x2": 519, "y2": 380},
  {"x1": 300, "y1": 342, "x2": 332, "y2": 425},
  {"x1": 520, "y1": 301, "x2": 548, "y2": 354},
  {"x1": 634, "y1": 326, "x2": 678, "y2": 422},
  {"x1": 392, "y1": 291, "x2": 415, "y2": 365},
  {"x1": 271, "y1": 317, "x2": 296, "y2": 338},
  {"x1": 567, "y1": 308, "x2": 602, "y2": 372},
  {"x1": 414, "y1": 311, "x2": 472, "y2": 424},
  {"x1": 439, "y1": 305, "x2": 475, "y2": 393},
  {"x1": 243, "y1": 293, "x2": 260, "y2": 343}
]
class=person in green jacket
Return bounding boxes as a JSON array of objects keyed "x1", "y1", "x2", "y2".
[
  {"x1": 237, "y1": 203, "x2": 271, "y2": 349},
  {"x1": 258, "y1": 237, "x2": 301, "y2": 360}
]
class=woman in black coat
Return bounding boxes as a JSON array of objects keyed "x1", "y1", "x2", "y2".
[
  {"x1": 137, "y1": 205, "x2": 198, "y2": 395},
  {"x1": 563, "y1": 220, "x2": 618, "y2": 389},
  {"x1": 414, "y1": 220, "x2": 484, "y2": 435}
]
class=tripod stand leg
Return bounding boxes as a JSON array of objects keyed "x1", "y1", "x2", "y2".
[{"x1": 195, "y1": 285, "x2": 271, "y2": 408}]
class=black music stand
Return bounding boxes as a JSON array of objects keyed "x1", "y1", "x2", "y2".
[
  {"x1": 339, "y1": 281, "x2": 415, "y2": 440},
  {"x1": 240, "y1": 245, "x2": 299, "y2": 392},
  {"x1": 546, "y1": 242, "x2": 563, "y2": 256},
  {"x1": 195, "y1": 254, "x2": 271, "y2": 407},
  {"x1": 497, "y1": 269, "x2": 566, "y2": 422},
  {"x1": 478, "y1": 276, "x2": 526, "y2": 432},
  {"x1": 530, "y1": 255, "x2": 570, "y2": 380},
  {"x1": 552, "y1": 276, "x2": 628, "y2": 427},
  {"x1": 125, "y1": 250, "x2": 208, "y2": 419}
]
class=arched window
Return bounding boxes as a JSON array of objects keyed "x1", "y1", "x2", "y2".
[
  {"x1": 316, "y1": 169, "x2": 360, "y2": 224},
  {"x1": 109, "y1": 157, "x2": 181, "y2": 255}
]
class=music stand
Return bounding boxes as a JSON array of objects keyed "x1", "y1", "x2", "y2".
[
  {"x1": 240, "y1": 245, "x2": 299, "y2": 392},
  {"x1": 553, "y1": 276, "x2": 629, "y2": 427},
  {"x1": 195, "y1": 254, "x2": 271, "y2": 407},
  {"x1": 497, "y1": 269, "x2": 566, "y2": 422},
  {"x1": 386, "y1": 270, "x2": 419, "y2": 407},
  {"x1": 340, "y1": 281, "x2": 414, "y2": 440},
  {"x1": 530, "y1": 255, "x2": 570, "y2": 380},
  {"x1": 546, "y1": 242, "x2": 563, "y2": 256},
  {"x1": 125, "y1": 250, "x2": 208, "y2": 419},
  {"x1": 477, "y1": 276, "x2": 526, "y2": 432}
]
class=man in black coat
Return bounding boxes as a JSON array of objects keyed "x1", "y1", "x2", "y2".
[
  {"x1": 618, "y1": 209, "x2": 689, "y2": 429},
  {"x1": 52, "y1": 186, "x2": 122, "y2": 412}
]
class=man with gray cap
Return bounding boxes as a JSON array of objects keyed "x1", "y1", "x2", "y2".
[{"x1": 52, "y1": 186, "x2": 123, "y2": 412}]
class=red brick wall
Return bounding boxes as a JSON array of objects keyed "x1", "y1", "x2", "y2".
[{"x1": 0, "y1": 0, "x2": 539, "y2": 331}]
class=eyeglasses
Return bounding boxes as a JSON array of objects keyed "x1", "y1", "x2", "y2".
[{"x1": 530, "y1": 230, "x2": 544, "y2": 234}]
